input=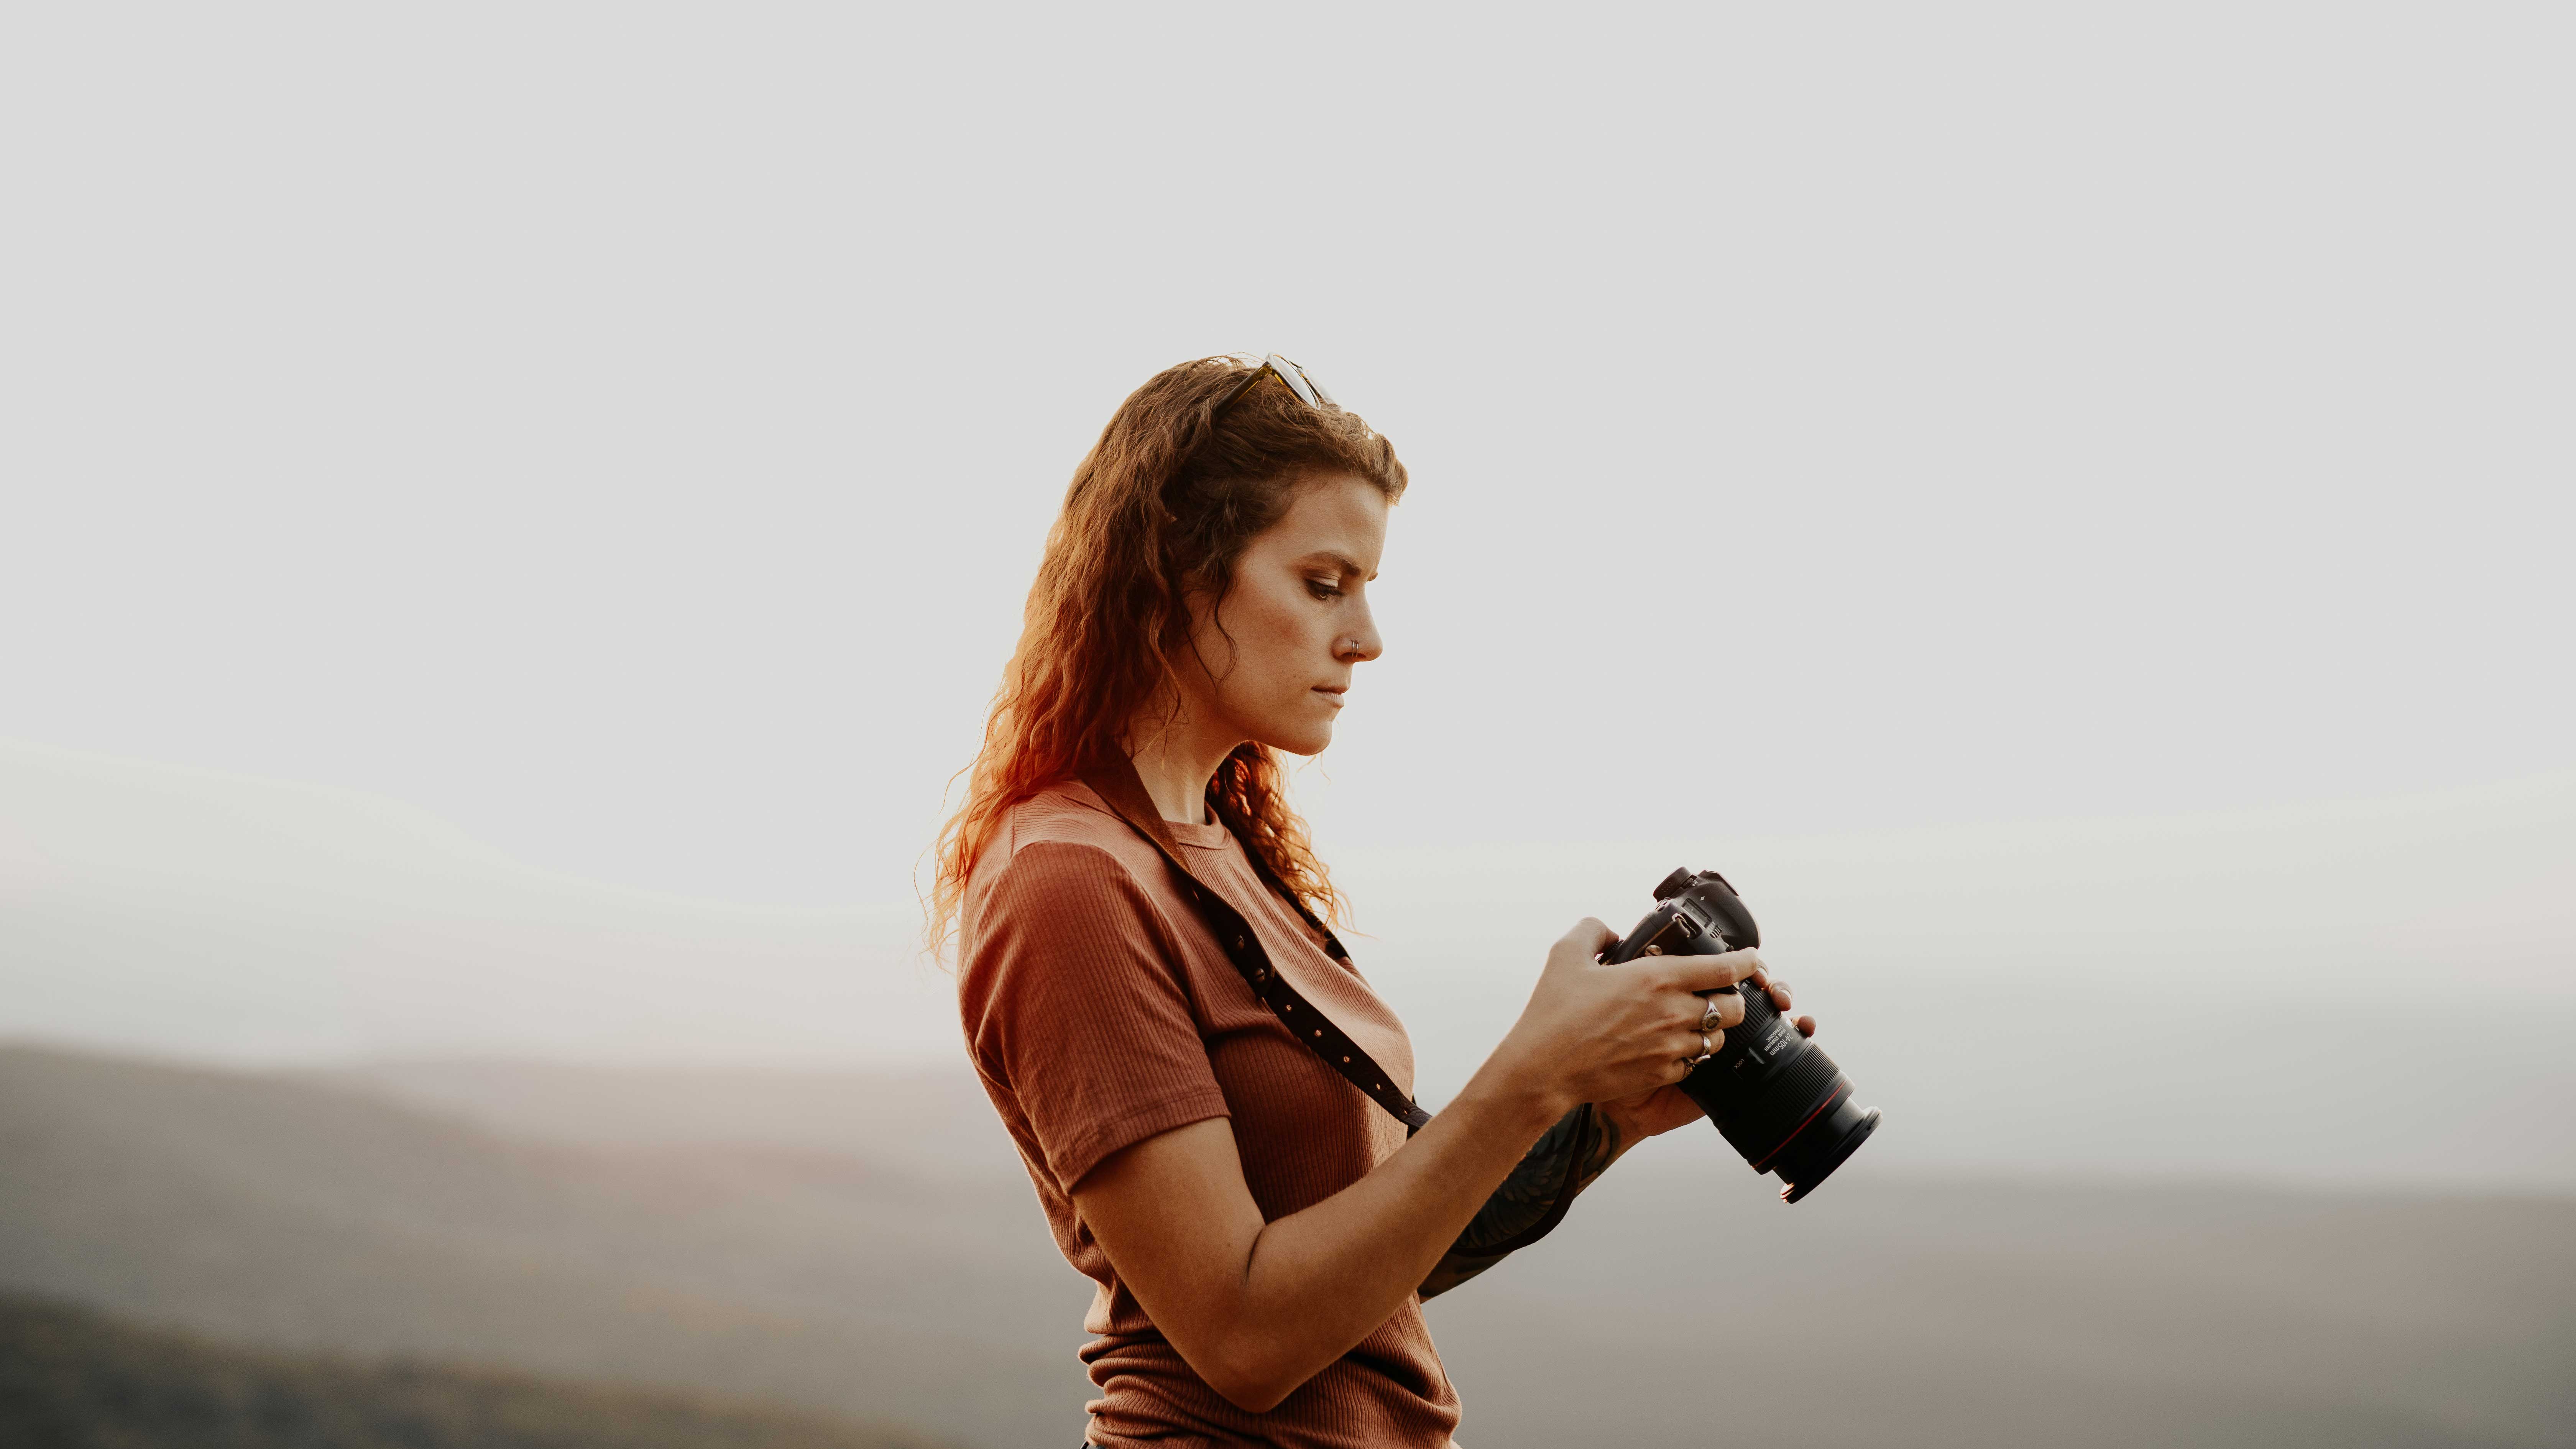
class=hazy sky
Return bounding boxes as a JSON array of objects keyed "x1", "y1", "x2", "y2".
[
  {"x1": 4, "y1": 5, "x2": 2569, "y2": 914},
  {"x1": 9, "y1": 734, "x2": 2571, "y2": 1187}
]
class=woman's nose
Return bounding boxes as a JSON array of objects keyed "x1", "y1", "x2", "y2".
[{"x1": 1341, "y1": 605, "x2": 1384, "y2": 662}]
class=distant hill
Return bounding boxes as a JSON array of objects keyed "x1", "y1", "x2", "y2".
[
  {"x1": 1429, "y1": 1166, "x2": 2576, "y2": 1449},
  {"x1": 302, "y1": 1056, "x2": 1016, "y2": 1180},
  {"x1": 0, "y1": 1044, "x2": 1094, "y2": 1449},
  {"x1": 5, "y1": 1043, "x2": 2574, "y2": 1449},
  {"x1": 0, "y1": 1291, "x2": 948, "y2": 1449}
]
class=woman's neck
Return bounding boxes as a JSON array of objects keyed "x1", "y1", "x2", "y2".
[{"x1": 1125, "y1": 708, "x2": 1241, "y2": 826}]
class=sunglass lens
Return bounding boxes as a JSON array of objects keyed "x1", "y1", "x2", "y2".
[{"x1": 1265, "y1": 355, "x2": 1325, "y2": 410}]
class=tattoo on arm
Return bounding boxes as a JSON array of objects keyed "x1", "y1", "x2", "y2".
[{"x1": 1417, "y1": 1106, "x2": 1625, "y2": 1300}]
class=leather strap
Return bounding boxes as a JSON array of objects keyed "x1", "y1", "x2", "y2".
[{"x1": 1079, "y1": 761, "x2": 1434, "y2": 1135}]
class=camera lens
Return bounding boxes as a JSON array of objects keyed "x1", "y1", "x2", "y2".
[
  {"x1": 1769, "y1": 1091, "x2": 1881, "y2": 1204},
  {"x1": 1678, "y1": 978, "x2": 1879, "y2": 1202},
  {"x1": 1610, "y1": 869, "x2": 1880, "y2": 1203}
]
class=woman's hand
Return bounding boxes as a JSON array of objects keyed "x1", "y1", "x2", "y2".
[
  {"x1": 1598, "y1": 967, "x2": 1818, "y2": 1143},
  {"x1": 1488, "y1": 918, "x2": 1770, "y2": 1118}
]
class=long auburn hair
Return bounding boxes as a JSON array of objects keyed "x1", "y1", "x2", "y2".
[{"x1": 928, "y1": 355, "x2": 1408, "y2": 956}]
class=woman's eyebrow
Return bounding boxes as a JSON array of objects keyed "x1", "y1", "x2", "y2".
[{"x1": 1300, "y1": 549, "x2": 1369, "y2": 578}]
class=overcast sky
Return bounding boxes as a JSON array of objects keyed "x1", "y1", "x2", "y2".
[{"x1": 4, "y1": 4, "x2": 2568, "y2": 913}]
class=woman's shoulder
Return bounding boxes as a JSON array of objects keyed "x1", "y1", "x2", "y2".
[
  {"x1": 959, "y1": 780, "x2": 1196, "y2": 1004},
  {"x1": 983, "y1": 778, "x2": 1155, "y2": 871},
  {"x1": 964, "y1": 780, "x2": 1172, "y2": 927}
]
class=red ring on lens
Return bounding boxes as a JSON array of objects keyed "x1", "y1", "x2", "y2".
[{"x1": 1750, "y1": 1079, "x2": 1852, "y2": 1174}]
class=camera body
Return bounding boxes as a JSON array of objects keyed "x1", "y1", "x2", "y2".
[{"x1": 1604, "y1": 867, "x2": 1880, "y2": 1203}]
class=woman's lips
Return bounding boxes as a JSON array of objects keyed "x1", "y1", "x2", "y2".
[{"x1": 1313, "y1": 687, "x2": 1346, "y2": 708}]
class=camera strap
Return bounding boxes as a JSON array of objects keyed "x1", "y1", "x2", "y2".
[{"x1": 1079, "y1": 760, "x2": 1433, "y2": 1136}]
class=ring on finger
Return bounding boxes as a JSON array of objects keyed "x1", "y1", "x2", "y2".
[
  {"x1": 1698, "y1": 998, "x2": 1725, "y2": 1032},
  {"x1": 1694, "y1": 1031, "x2": 1714, "y2": 1061}
]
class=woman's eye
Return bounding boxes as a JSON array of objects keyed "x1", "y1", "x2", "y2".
[{"x1": 1306, "y1": 579, "x2": 1344, "y2": 600}]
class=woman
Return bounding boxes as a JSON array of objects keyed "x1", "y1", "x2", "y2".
[{"x1": 934, "y1": 355, "x2": 1813, "y2": 1447}]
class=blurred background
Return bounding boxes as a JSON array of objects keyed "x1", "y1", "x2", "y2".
[{"x1": 2, "y1": 4, "x2": 2569, "y2": 1447}]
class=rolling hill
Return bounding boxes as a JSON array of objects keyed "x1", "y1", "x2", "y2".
[
  {"x1": 0, "y1": 1045, "x2": 1094, "y2": 1449},
  {"x1": 5, "y1": 1043, "x2": 2573, "y2": 1448},
  {"x1": 0, "y1": 1290, "x2": 948, "y2": 1449}
]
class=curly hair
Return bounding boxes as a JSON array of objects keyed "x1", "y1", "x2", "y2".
[{"x1": 927, "y1": 355, "x2": 1408, "y2": 956}]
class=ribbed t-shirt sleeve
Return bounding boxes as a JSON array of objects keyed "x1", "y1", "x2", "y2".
[{"x1": 961, "y1": 841, "x2": 1232, "y2": 1192}]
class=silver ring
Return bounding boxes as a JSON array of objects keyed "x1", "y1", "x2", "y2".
[
  {"x1": 1699, "y1": 998, "x2": 1724, "y2": 1032},
  {"x1": 1695, "y1": 1031, "x2": 1714, "y2": 1061}
]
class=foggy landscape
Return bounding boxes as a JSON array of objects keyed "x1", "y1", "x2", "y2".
[
  {"x1": 5, "y1": 5, "x2": 2571, "y2": 1448},
  {"x1": 7, "y1": 720, "x2": 2573, "y2": 1446}
]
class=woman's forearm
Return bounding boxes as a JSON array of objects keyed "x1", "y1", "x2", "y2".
[
  {"x1": 1416, "y1": 1104, "x2": 1633, "y2": 1300},
  {"x1": 1208, "y1": 1062, "x2": 1568, "y2": 1408}
]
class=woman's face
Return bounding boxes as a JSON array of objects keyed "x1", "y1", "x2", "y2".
[{"x1": 1178, "y1": 472, "x2": 1388, "y2": 758}]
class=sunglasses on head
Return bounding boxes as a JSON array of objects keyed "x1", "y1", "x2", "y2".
[{"x1": 1212, "y1": 354, "x2": 1337, "y2": 418}]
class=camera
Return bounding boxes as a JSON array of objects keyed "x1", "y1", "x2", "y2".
[{"x1": 1604, "y1": 867, "x2": 1880, "y2": 1202}]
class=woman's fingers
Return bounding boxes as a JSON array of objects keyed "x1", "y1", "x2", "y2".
[
  {"x1": 1673, "y1": 1028, "x2": 1721, "y2": 1066},
  {"x1": 1740, "y1": 964, "x2": 1794, "y2": 1010},
  {"x1": 1662, "y1": 947, "x2": 1762, "y2": 993},
  {"x1": 1546, "y1": 918, "x2": 1622, "y2": 977},
  {"x1": 1536, "y1": 923, "x2": 1817, "y2": 1102},
  {"x1": 1740, "y1": 965, "x2": 1812, "y2": 1033},
  {"x1": 1559, "y1": 917, "x2": 1618, "y2": 957},
  {"x1": 1687, "y1": 991, "x2": 1745, "y2": 1030}
]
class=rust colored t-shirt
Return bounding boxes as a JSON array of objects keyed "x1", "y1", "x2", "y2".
[{"x1": 958, "y1": 780, "x2": 1462, "y2": 1448}]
